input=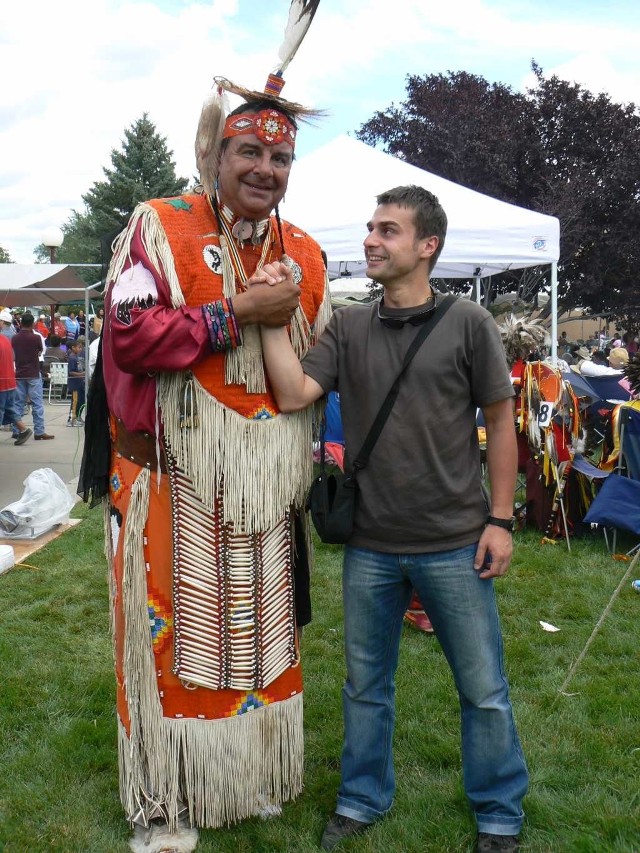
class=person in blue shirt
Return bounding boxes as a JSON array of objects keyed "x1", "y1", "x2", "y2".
[
  {"x1": 66, "y1": 340, "x2": 85, "y2": 426},
  {"x1": 63, "y1": 311, "x2": 80, "y2": 345}
]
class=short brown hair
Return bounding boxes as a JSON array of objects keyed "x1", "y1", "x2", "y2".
[{"x1": 376, "y1": 185, "x2": 448, "y2": 272}]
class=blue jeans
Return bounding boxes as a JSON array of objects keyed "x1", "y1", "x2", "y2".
[
  {"x1": 14, "y1": 378, "x2": 45, "y2": 436},
  {"x1": 337, "y1": 544, "x2": 528, "y2": 836}
]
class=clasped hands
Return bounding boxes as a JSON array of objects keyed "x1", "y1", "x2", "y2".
[{"x1": 240, "y1": 261, "x2": 300, "y2": 327}]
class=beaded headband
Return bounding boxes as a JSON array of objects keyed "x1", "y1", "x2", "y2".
[{"x1": 223, "y1": 109, "x2": 297, "y2": 149}]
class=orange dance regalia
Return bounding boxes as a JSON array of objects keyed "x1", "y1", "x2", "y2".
[{"x1": 102, "y1": 193, "x2": 330, "y2": 830}]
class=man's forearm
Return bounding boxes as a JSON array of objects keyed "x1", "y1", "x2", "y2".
[{"x1": 261, "y1": 326, "x2": 323, "y2": 412}]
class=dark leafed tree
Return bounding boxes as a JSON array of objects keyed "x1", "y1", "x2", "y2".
[
  {"x1": 357, "y1": 65, "x2": 640, "y2": 321},
  {"x1": 34, "y1": 114, "x2": 189, "y2": 273},
  {"x1": 359, "y1": 71, "x2": 541, "y2": 207},
  {"x1": 0, "y1": 246, "x2": 13, "y2": 263}
]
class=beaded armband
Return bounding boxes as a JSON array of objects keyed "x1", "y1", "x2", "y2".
[{"x1": 201, "y1": 298, "x2": 243, "y2": 352}]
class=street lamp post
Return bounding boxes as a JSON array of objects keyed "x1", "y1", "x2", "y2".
[
  {"x1": 42, "y1": 227, "x2": 64, "y2": 328},
  {"x1": 42, "y1": 226, "x2": 64, "y2": 264}
]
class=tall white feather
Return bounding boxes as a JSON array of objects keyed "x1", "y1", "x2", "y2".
[{"x1": 275, "y1": 0, "x2": 320, "y2": 74}]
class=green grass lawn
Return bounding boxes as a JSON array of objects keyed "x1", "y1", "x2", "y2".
[{"x1": 1, "y1": 505, "x2": 639, "y2": 852}]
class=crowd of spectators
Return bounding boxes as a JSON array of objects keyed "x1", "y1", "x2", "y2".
[{"x1": 555, "y1": 328, "x2": 639, "y2": 378}]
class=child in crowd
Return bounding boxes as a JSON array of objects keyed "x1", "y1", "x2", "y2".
[{"x1": 67, "y1": 340, "x2": 85, "y2": 427}]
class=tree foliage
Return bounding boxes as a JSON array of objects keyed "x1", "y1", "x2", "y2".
[
  {"x1": 36, "y1": 114, "x2": 189, "y2": 272},
  {"x1": 357, "y1": 65, "x2": 640, "y2": 323},
  {"x1": 0, "y1": 246, "x2": 13, "y2": 263}
]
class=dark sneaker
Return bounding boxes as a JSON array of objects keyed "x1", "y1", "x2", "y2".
[
  {"x1": 14, "y1": 428, "x2": 32, "y2": 446},
  {"x1": 34, "y1": 433, "x2": 55, "y2": 440},
  {"x1": 476, "y1": 833, "x2": 520, "y2": 852},
  {"x1": 320, "y1": 814, "x2": 371, "y2": 851}
]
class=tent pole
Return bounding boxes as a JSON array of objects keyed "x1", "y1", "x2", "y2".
[
  {"x1": 550, "y1": 262, "x2": 558, "y2": 365},
  {"x1": 475, "y1": 275, "x2": 481, "y2": 305}
]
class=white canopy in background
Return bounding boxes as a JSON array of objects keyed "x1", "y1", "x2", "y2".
[
  {"x1": 281, "y1": 136, "x2": 560, "y2": 278},
  {"x1": 280, "y1": 135, "x2": 561, "y2": 357},
  {"x1": 0, "y1": 264, "x2": 102, "y2": 308},
  {"x1": 329, "y1": 277, "x2": 372, "y2": 300}
]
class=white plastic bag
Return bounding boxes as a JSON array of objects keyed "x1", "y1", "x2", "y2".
[{"x1": 0, "y1": 468, "x2": 75, "y2": 539}]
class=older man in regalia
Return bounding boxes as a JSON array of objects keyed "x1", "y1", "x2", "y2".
[{"x1": 80, "y1": 4, "x2": 326, "y2": 851}]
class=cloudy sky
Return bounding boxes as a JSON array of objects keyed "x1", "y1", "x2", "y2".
[{"x1": 1, "y1": 0, "x2": 639, "y2": 263}]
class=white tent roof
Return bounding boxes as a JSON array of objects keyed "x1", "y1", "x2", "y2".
[
  {"x1": 280, "y1": 136, "x2": 560, "y2": 279},
  {"x1": 0, "y1": 264, "x2": 102, "y2": 308}
]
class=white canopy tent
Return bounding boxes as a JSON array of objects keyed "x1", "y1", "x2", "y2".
[{"x1": 280, "y1": 136, "x2": 561, "y2": 358}]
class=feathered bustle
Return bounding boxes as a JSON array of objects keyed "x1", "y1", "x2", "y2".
[{"x1": 498, "y1": 314, "x2": 547, "y2": 367}]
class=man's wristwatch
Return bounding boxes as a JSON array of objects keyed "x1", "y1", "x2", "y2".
[{"x1": 486, "y1": 515, "x2": 516, "y2": 533}]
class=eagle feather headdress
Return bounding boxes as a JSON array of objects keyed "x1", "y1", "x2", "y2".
[{"x1": 195, "y1": 0, "x2": 322, "y2": 195}]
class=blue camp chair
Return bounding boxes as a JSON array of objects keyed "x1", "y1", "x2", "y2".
[
  {"x1": 583, "y1": 403, "x2": 640, "y2": 556},
  {"x1": 584, "y1": 474, "x2": 640, "y2": 557},
  {"x1": 583, "y1": 374, "x2": 632, "y2": 407},
  {"x1": 619, "y1": 404, "x2": 640, "y2": 480}
]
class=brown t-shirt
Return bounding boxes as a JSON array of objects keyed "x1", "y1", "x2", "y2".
[{"x1": 302, "y1": 294, "x2": 514, "y2": 553}]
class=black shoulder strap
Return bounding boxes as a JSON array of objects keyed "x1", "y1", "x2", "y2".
[{"x1": 350, "y1": 294, "x2": 456, "y2": 473}]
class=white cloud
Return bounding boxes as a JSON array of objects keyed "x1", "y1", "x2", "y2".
[{"x1": 1, "y1": 0, "x2": 638, "y2": 264}]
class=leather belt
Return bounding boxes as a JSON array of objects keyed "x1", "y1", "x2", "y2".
[{"x1": 114, "y1": 419, "x2": 168, "y2": 473}]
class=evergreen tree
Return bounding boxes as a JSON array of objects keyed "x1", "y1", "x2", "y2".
[
  {"x1": 37, "y1": 114, "x2": 189, "y2": 269},
  {"x1": 83, "y1": 113, "x2": 188, "y2": 240},
  {"x1": 0, "y1": 246, "x2": 13, "y2": 263}
]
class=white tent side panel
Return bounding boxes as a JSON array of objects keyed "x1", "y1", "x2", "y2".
[{"x1": 280, "y1": 136, "x2": 559, "y2": 279}]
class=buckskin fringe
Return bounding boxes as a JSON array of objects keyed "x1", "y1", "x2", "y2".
[
  {"x1": 118, "y1": 467, "x2": 177, "y2": 828},
  {"x1": 312, "y1": 273, "x2": 333, "y2": 343},
  {"x1": 108, "y1": 203, "x2": 185, "y2": 310},
  {"x1": 119, "y1": 693, "x2": 303, "y2": 830},
  {"x1": 104, "y1": 502, "x2": 117, "y2": 663},
  {"x1": 157, "y1": 376, "x2": 313, "y2": 534},
  {"x1": 224, "y1": 324, "x2": 266, "y2": 393}
]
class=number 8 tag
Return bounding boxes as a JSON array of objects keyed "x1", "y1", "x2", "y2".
[{"x1": 538, "y1": 402, "x2": 554, "y2": 428}]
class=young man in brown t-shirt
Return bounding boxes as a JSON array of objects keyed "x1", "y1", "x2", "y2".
[{"x1": 260, "y1": 185, "x2": 528, "y2": 853}]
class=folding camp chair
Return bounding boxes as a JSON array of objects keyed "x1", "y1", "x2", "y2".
[
  {"x1": 583, "y1": 402, "x2": 640, "y2": 556},
  {"x1": 584, "y1": 474, "x2": 640, "y2": 557},
  {"x1": 48, "y1": 362, "x2": 69, "y2": 404}
]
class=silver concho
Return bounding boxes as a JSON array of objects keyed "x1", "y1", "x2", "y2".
[
  {"x1": 283, "y1": 257, "x2": 303, "y2": 286},
  {"x1": 203, "y1": 244, "x2": 223, "y2": 275}
]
